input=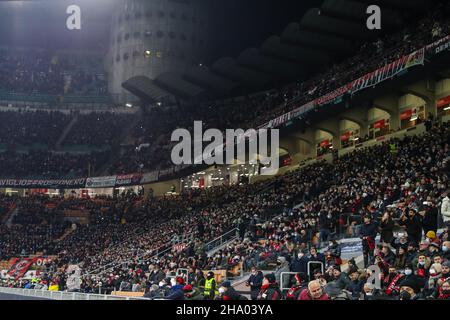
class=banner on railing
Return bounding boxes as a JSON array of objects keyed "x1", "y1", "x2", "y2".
[
  {"x1": 85, "y1": 176, "x2": 117, "y2": 188},
  {"x1": 173, "y1": 243, "x2": 188, "y2": 252},
  {"x1": 115, "y1": 173, "x2": 142, "y2": 187},
  {"x1": 140, "y1": 171, "x2": 159, "y2": 184},
  {"x1": 350, "y1": 48, "x2": 425, "y2": 95},
  {"x1": 0, "y1": 178, "x2": 85, "y2": 189}
]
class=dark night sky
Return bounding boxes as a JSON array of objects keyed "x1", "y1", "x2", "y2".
[{"x1": 0, "y1": 0, "x2": 322, "y2": 61}]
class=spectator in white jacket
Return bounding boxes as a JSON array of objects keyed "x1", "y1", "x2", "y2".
[{"x1": 441, "y1": 191, "x2": 450, "y2": 227}]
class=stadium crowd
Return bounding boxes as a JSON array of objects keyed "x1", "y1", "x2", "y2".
[
  {"x1": 1, "y1": 1, "x2": 450, "y2": 301},
  {"x1": 0, "y1": 120, "x2": 448, "y2": 300},
  {"x1": 0, "y1": 49, "x2": 107, "y2": 96}
]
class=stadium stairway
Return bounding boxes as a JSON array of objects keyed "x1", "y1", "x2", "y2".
[
  {"x1": 55, "y1": 115, "x2": 79, "y2": 149},
  {"x1": 4, "y1": 203, "x2": 19, "y2": 227},
  {"x1": 56, "y1": 226, "x2": 76, "y2": 242}
]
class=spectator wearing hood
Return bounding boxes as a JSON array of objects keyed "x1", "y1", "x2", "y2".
[{"x1": 257, "y1": 273, "x2": 282, "y2": 300}]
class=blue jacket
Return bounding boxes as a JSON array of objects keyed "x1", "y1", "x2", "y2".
[{"x1": 165, "y1": 284, "x2": 185, "y2": 300}]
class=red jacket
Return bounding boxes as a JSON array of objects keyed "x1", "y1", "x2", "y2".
[{"x1": 298, "y1": 288, "x2": 329, "y2": 300}]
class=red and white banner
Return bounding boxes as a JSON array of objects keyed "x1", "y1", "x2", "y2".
[
  {"x1": 7, "y1": 257, "x2": 39, "y2": 280},
  {"x1": 173, "y1": 243, "x2": 187, "y2": 252}
]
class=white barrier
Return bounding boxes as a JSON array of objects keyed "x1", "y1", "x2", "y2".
[{"x1": 0, "y1": 287, "x2": 149, "y2": 300}]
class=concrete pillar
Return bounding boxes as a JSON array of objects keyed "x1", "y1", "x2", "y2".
[
  {"x1": 402, "y1": 80, "x2": 436, "y2": 118},
  {"x1": 339, "y1": 107, "x2": 369, "y2": 137},
  {"x1": 315, "y1": 119, "x2": 340, "y2": 149},
  {"x1": 373, "y1": 94, "x2": 400, "y2": 131}
]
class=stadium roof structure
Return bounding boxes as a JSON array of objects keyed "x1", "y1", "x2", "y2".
[
  {"x1": 123, "y1": 0, "x2": 435, "y2": 102},
  {"x1": 155, "y1": 72, "x2": 206, "y2": 99},
  {"x1": 122, "y1": 76, "x2": 174, "y2": 104}
]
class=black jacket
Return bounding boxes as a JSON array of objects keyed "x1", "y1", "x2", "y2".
[
  {"x1": 258, "y1": 284, "x2": 282, "y2": 300},
  {"x1": 422, "y1": 207, "x2": 438, "y2": 233},
  {"x1": 360, "y1": 222, "x2": 378, "y2": 239},
  {"x1": 290, "y1": 256, "x2": 308, "y2": 273}
]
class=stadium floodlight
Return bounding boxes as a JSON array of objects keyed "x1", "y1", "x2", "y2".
[
  {"x1": 144, "y1": 50, "x2": 152, "y2": 58},
  {"x1": 157, "y1": 101, "x2": 162, "y2": 106},
  {"x1": 125, "y1": 103, "x2": 133, "y2": 108}
]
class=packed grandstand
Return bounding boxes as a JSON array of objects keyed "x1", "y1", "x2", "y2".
[{"x1": 0, "y1": 0, "x2": 450, "y2": 301}]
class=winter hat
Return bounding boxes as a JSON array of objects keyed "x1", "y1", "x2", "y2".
[
  {"x1": 429, "y1": 263, "x2": 442, "y2": 276},
  {"x1": 399, "y1": 278, "x2": 421, "y2": 293},
  {"x1": 176, "y1": 277, "x2": 184, "y2": 285},
  {"x1": 183, "y1": 285, "x2": 193, "y2": 292},
  {"x1": 426, "y1": 231, "x2": 436, "y2": 239},
  {"x1": 264, "y1": 273, "x2": 276, "y2": 284}
]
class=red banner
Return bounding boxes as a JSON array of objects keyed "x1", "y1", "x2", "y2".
[
  {"x1": 320, "y1": 139, "x2": 330, "y2": 148},
  {"x1": 340, "y1": 132, "x2": 351, "y2": 141},
  {"x1": 8, "y1": 257, "x2": 39, "y2": 280},
  {"x1": 437, "y1": 96, "x2": 450, "y2": 108},
  {"x1": 173, "y1": 244, "x2": 187, "y2": 252},
  {"x1": 373, "y1": 119, "x2": 386, "y2": 129},
  {"x1": 400, "y1": 109, "x2": 413, "y2": 120}
]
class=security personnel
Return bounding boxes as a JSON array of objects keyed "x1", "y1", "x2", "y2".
[{"x1": 203, "y1": 271, "x2": 218, "y2": 300}]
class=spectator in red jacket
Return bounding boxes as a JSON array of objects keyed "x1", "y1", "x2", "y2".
[{"x1": 298, "y1": 280, "x2": 329, "y2": 300}]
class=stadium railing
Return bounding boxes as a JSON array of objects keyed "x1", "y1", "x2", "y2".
[{"x1": 0, "y1": 286, "x2": 148, "y2": 300}]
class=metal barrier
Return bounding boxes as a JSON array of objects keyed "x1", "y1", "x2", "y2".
[
  {"x1": 279, "y1": 272, "x2": 300, "y2": 292},
  {"x1": 176, "y1": 268, "x2": 189, "y2": 282},
  {"x1": 205, "y1": 228, "x2": 239, "y2": 254},
  {"x1": 0, "y1": 287, "x2": 148, "y2": 300},
  {"x1": 307, "y1": 261, "x2": 324, "y2": 280}
]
